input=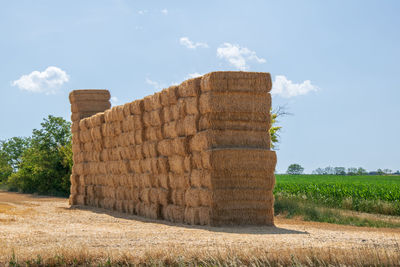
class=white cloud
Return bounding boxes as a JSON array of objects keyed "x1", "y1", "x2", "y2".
[
  {"x1": 111, "y1": 96, "x2": 119, "y2": 106},
  {"x1": 271, "y1": 75, "x2": 318, "y2": 98},
  {"x1": 12, "y1": 66, "x2": 69, "y2": 94},
  {"x1": 161, "y1": 9, "x2": 168, "y2": 15},
  {"x1": 146, "y1": 78, "x2": 165, "y2": 90},
  {"x1": 179, "y1": 37, "x2": 208, "y2": 49},
  {"x1": 186, "y1": 72, "x2": 203, "y2": 79},
  {"x1": 138, "y1": 10, "x2": 147, "y2": 15},
  {"x1": 216, "y1": 43, "x2": 266, "y2": 71}
]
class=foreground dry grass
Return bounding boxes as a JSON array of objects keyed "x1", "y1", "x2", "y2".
[{"x1": 1, "y1": 192, "x2": 400, "y2": 266}]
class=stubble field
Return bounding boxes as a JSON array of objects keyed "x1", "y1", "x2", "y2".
[{"x1": 1, "y1": 191, "x2": 400, "y2": 266}]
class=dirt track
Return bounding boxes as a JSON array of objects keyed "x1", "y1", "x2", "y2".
[{"x1": 1, "y1": 191, "x2": 400, "y2": 261}]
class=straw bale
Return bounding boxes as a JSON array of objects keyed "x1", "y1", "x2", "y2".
[
  {"x1": 157, "y1": 139, "x2": 171, "y2": 156},
  {"x1": 93, "y1": 139, "x2": 103, "y2": 152},
  {"x1": 184, "y1": 207, "x2": 200, "y2": 225},
  {"x1": 140, "y1": 188, "x2": 151, "y2": 204},
  {"x1": 122, "y1": 146, "x2": 136, "y2": 159},
  {"x1": 120, "y1": 102, "x2": 130, "y2": 117},
  {"x1": 214, "y1": 189, "x2": 273, "y2": 202},
  {"x1": 160, "y1": 85, "x2": 178, "y2": 106},
  {"x1": 70, "y1": 184, "x2": 79, "y2": 195},
  {"x1": 162, "y1": 121, "x2": 177, "y2": 139},
  {"x1": 71, "y1": 122, "x2": 80, "y2": 133},
  {"x1": 184, "y1": 156, "x2": 191, "y2": 172},
  {"x1": 101, "y1": 124, "x2": 110, "y2": 137},
  {"x1": 158, "y1": 188, "x2": 169, "y2": 206},
  {"x1": 72, "y1": 132, "x2": 80, "y2": 147},
  {"x1": 190, "y1": 152, "x2": 202, "y2": 169},
  {"x1": 169, "y1": 173, "x2": 189, "y2": 190},
  {"x1": 211, "y1": 129, "x2": 270, "y2": 149},
  {"x1": 164, "y1": 205, "x2": 184, "y2": 223},
  {"x1": 71, "y1": 101, "x2": 111, "y2": 113},
  {"x1": 70, "y1": 174, "x2": 79, "y2": 185},
  {"x1": 78, "y1": 175, "x2": 86, "y2": 185},
  {"x1": 144, "y1": 127, "x2": 162, "y2": 141},
  {"x1": 90, "y1": 127, "x2": 102, "y2": 140},
  {"x1": 104, "y1": 109, "x2": 114, "y2": 123},
  {"x1": 71, "y1": 112, "x2": 81, "y2": 122},
  {"x1": 69, "y1": 90, "x2": 110, "y2": 103},
  {"x1": 79, "y1": 130, "x2": 91, "y2": 143},
  {"x1": 79, "y1": 119, "x2": 89, "y2": 131},
  {"x1": 86, "y1": 185, "x2": 94, "y2": 198},
  {"x1": 184, "y1": 189, "x2": 200, "y2": 207},
  {"x1": 142, "y1": 112, "x2": 151, "y2": 127},
  {"x1": 190, "y1": 169, "x2": 212, "y2": 188},
  {"x1": 200, "y1": 151, "x2": 212, "y2": 170},
  {"x1": 161, "y1": 107, "x2": 172, "y2": 123},
  {"x1": 109, "y1": 149, "x2": 120, "y2": 161},
  {"x1": 199, "y1": 92, "x2": 271, "y2": 114},
  {"x1": 135, "y1": 145, "x2": 144, "y2": 160},
  {"x1": 200, "y1": 111, "x2": 267, "y2": 124},
  {"x1": 210, "y1": 149, "x2": 276, "y2": 172},
  {"x1": 157, "y1": 157, "x2": 169, "y2": 174},
  {"x1": 73, "y1": 163, "x2": 84, "y2": 175},
  {"x1": 189, "y1": 131, "x2": 210, "y2": 152},
  {"x1": 103, "y1": 137, "x2": 112, "y2": 148},
  {"x1": 170, "y1": 105, "x2": 180, "y2": 121},
  {"x1": 157, "y1": 174, "x2": 169, "y2": 189},
  {"x1": 142, "y1": 142, "x2": 155, "y2": 158},
  {"x1": 150, "y1": 158, "x2": 159, "y2": 174},
  {"x1": 199, "y1": 115, "x2": 269, "y2": 132},
  {"x1": 129, "y1": 159, "x2": 142, "y2": 173},
  {"x1": 183, "y1": 97, "x2": 199, "y2": 115},
  {"x1": 178, "y1": 77, "x2": 200, "y2": 97},
  {"x1": 89, "y1": 113, "x2": 105, "y2": 128},
  {"x1": 140, "y1": 158, "x2": 152, "y2": 173},
  {"x1": 181, "y1": 115, "x2": 197, "y2": 136},
  {"x1": 143, "y1": 110, "x2": 162, "y2": 126},
  {"x1": 112, "y1": 121, "x2": 122, "y2": 136},
  {"x1": 144, "y1": 93, "x2": 161, "y2": 111},
  {"x1": 177, "y1": 99, "x2": 186, "y2": 118},
  {"x1": 200, "y1": 71, "x2": 272, "y2": 93},
  {"x1": 121, "y1": 118, "x2": 130, "y2": 132},
  {"x1": 129, "y1": 100, "x2": 143, "y2": 115},
  {"x1": 119, "y1": 160, "x2": 129, "y2": 174},
  {"x1": 171, "y1": 137, "x2": 188, "y2": 156},
  {"x1": 212, "y1": 170, "x2": 275, "y2": 190},
  {"x1": 75, "y1": 195, "x2": 86, "y2": 205},
  {"x1": 168, "y1": 155, "x2": 185, "y2": 174},
  {"x1": 149, "y1": 188, "x2": 159, "y2": 204}
]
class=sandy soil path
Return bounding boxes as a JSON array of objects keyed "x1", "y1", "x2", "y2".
[{"x1": 1, "y1": 191, "x2": 399, "y2": 261}]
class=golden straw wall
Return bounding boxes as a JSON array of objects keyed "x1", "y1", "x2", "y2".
[{"x1": 69, "y1": 71, "x2": 276, "y2": 226}]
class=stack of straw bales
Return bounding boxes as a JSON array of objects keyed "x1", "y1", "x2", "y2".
[
  {"x1": 69, "y1": 71, "x2": 276, "y2": 226},
  {"x1": 69, "y1": 90, "x2": 111, "y2": 206}
]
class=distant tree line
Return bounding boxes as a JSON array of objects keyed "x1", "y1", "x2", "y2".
[
  {"x1": 285, "y1": 163, "x2": 399, "y2": 175},
  {"x1": 0, "y1": 115, "x2": 72, "y2": 196}
]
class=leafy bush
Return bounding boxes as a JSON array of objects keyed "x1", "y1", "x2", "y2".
[{"x1": 2, "y1": 115, "x2": 72, "y2": 196}]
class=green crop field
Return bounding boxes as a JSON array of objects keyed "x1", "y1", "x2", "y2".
[{"x1": 274, "y1": 174, "x2": 400, "y2": 216}]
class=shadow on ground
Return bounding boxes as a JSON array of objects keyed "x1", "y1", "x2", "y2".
[{"x1": 66, "y1": 205, "x2": 308, "y2": 235}]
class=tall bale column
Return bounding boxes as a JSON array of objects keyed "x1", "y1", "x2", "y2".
[
  {"x1": 69, "y1": 90, "x2": 111, "y2": 205},
  {"x1": 199, "y1": 71, "x2": 276, "y2": 226}
]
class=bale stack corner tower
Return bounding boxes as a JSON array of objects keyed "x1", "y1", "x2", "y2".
[{"x1": 69, "y1": 71, "x2": 276, "y2": 226}]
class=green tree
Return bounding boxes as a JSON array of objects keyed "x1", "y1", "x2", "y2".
[
  {"x1": 0, "y1": 137, "x2": 30, "y2": 183},
  {"x1": 270, "y1": 106, "x2": 290, "y2": 149},
  {"x1": 7, "y1": 115, "x2": 72, "y2": 196},
  {"x1": 286, "y1": 164, "x2": 304, "y2": 175},
  {"x1": 357, "y1": 167, "x2": 367, "y2": 175}
]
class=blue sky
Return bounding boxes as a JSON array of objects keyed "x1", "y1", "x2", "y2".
[{"x1": 1, "y1": 0, "x2": 399, "y2": 173}]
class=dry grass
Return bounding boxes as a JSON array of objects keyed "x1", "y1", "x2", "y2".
[{"x1": 1, "y1": 191, "x2": 400, "y2": 266}]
